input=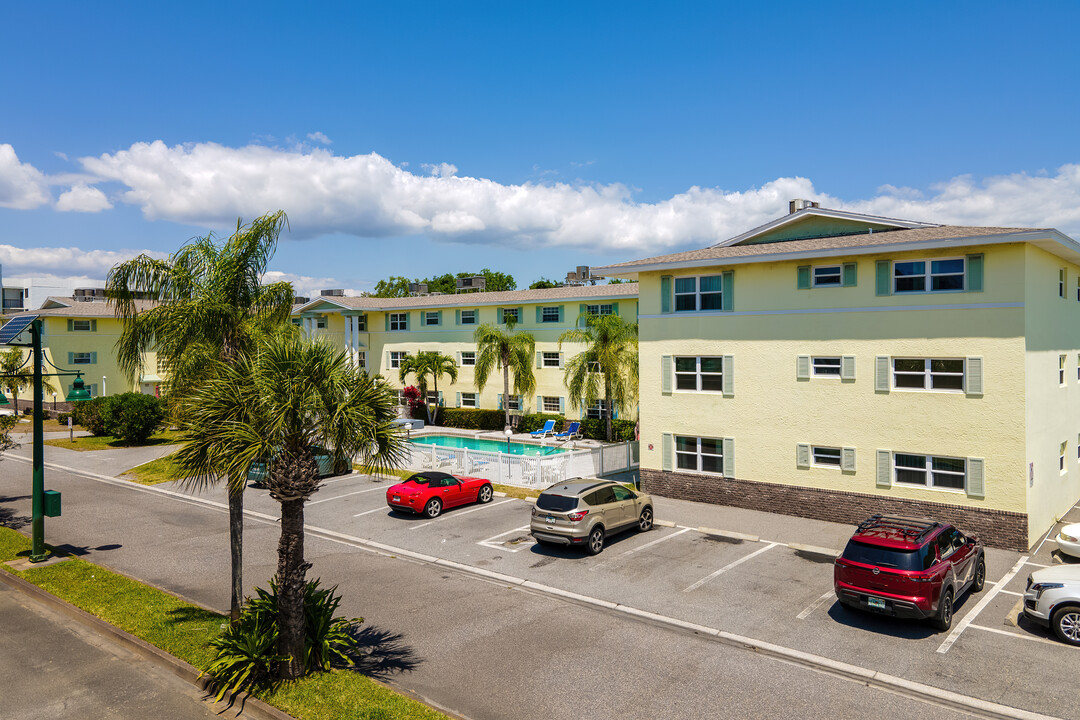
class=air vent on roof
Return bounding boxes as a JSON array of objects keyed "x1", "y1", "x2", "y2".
[
  {"x1": 408, "y1": 283, "x2": 428, "y2": 296},
  {"x1": 564, "y1": 266, "x2": 604, "y2": 286},
  {"x1": 789, "y1": 199, "x2": 820, "y2": 214},
  {"x1": 73, "y1": 288, "x2": 106, "y2": 302},
  {"x1": 320, "y1": 289, "x2": 345, "y2": 297},
  {"x1": 455, "y1": 276, "x2": 486, "y2": 292},
  {"x1": 293, "y1": 296, "x2": 309, "y2": 305}
]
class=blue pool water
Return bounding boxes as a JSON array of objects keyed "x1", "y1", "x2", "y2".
[{"x1": 410, "y1": 434, "x2": 568, "y2": 456}]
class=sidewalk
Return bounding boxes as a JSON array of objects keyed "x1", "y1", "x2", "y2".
[{"x1": 0, "y1": 579, "x2": 245, "y2": 720}]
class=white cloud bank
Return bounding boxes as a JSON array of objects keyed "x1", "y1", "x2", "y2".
[
  {"x1": 0, "y1": 244, "x2": 165, "y2": 278},
  {"x1": 4, "y1": 139, "x2": 1080, "y2": 251}
]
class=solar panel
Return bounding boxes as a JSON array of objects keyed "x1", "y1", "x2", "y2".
[{"x1": 0, "y1": 314, "x2": 37, "y2": 346}]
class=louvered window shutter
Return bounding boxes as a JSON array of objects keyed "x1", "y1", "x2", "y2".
[
  {"x1": 90, "y1": 352, "x2": 97, "y2": 364},
  {"x1": 841, "y1": 356, "x2": 856, "y2": 380},
  {"x1": 558, "y1": 306, "x2": 564, "y2": 322},
  {"x1": 722, "y1": 438, "x2": 735, "y2": 477},
  {"x1": 497, "y1": 307, "x2": 504, "y2": 324},
  {"x1": 966, "y1": 458, "x2": 985, "y2": 498},
  {"x1": 966, "y1": 254, "x2": 984, "y2": 292},
  {"x1": 579, "y1": 304, "x2": 586, "y2": 327},
  {"x1": 611, "y1": 303, "x2": 618, "y2": 316},
  {"x1": 536, "y1": 395, "x2": 542, "y2": 412},
  {"x1": 384, "y1": 314, "x2": 389, "y2": 331},
  {"x1": 842, "y1": 262, "x2": 857, "y2": 287},
  {"x1": 456, "y1": 351, "x2": 461, "y2": 365},
  {"x1": 558, "y1": 397, "x2": 565, "y2": 413},
  {"x1": 90, "y1": 320, "x2": 97, "y2": 331},
  {"x1": 722, "y1": 355, "x2": 734, "y2": 396},
  {"x1": 721, "y1": 270, "x2": 734, "y2": 311},
  {"x1": 67, "y1": 319, "x2": 73, "y2": 332},
  {"x1": 875, "y1": 260, "x2": 891, "y2": 296},
  {"x1": 796, "y1": 443, "x2": 810, "y2": 468},
  {"x1": 966, "y1": 357, "x2": 983, "y2": 396},
  {"x1": 536, "y1": 352, "x2": 542, "y2": 369},
  {"x1": 841, "y1": 447, "x2": 856, "y2": 472},
  {"x1": 661, "y1": 355, "x2": 672, "y2": 394},
  {"x1": 796, "y1": 355, "x2": 810, "y2": 380},
  {"x1": 558, "y1": 353, "x2": 564, "y2": 368},
  {"x1": 876, "y1": 450, "x2": 892, "y2": 488},
  {"x1": 68, "y1": 352, "x2": 73, "y2": 364},
  {"x1": 536, "y1": 307, "x2": 543, "y2": 323},
  {"x1": 662, "y1": 433, "x2": 673, "y2": 471},
  {"x1": 498, "y1": 394, "x2": 503, "y2": 410},
  {"x1": 661, "y1": 276, "x2": 672, "y2": 314},
  {"x1": 456, "y1": 392, "x2": 461, "y2": 408},
  {"x1": 797, "y1": 266, "x2": 811, "y2": 289},
  {"x1": 875, "y1": 356, "x2": 890, "y2": 393},
  {"x1": 455, "y1": 309, "x2": 461, "y2": 325}
]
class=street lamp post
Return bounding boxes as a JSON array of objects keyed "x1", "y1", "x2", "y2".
[
  {"x1": 505, "y1": 426, "x2": 513, "y2": 454},
  {"x1": 52, "y1": 392, "x2": 56, "y2": 410},
  {"x1": 102, "y1": 375, "x2": 106, "y2": 397}
]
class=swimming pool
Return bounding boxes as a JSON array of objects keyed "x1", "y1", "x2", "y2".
[{"x1": 409, "y1": 434, "x2": 569, "y2": 456}]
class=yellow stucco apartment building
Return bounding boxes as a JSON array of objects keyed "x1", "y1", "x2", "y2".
[{"x1": 596, "y1": 201, "x2": 1080, "y2": 550}]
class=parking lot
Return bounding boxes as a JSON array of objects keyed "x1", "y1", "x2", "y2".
[{"x1": 159, "y1": 469, "x2": 1080, "y2": 717}]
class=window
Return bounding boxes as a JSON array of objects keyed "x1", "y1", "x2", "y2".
[
  {"x1": 541, "y1": 307, "x2": 560, "y2": 323},
  {"x1": 356, "y1": 351, "x2": 366, "y2": 369},
  {"x1": 812, "y1": 265, "x2": 842, "y2": 287},
  {"x1": 585, "y1": 400, "x2": 608, "y2": 419},
  {"x1": 894, "y1": 453, "x2": 965, "y2": 490},
  {"x1": 892, "y1": 358, "x2": 964, "y2": 390},
  {"x1": 542, "y1": 352, "x2": 561, "y2": 368},
  {"x1": 542, "y1": 396, "x2": 561, "y2": 413},
  {"x1": 389, "y1": 351, "x2": 407, "y2": 369},
  {"x1": 460, "y1": 310, "x2": 477, "y2": 325},
  {"x1": 1061, "y1": 442, "x2": 1068, "y2": 473},
  {"x1": 460, "y1": 392, "x2": 477, "y2": 408},
  {"x1": 1060, "y1": 355, "x2": 1067, "y2": 386},
  {"x1": 424, "y1": 311, "x2": 440, "y2": 326},
  {"x1": 812, "y1": 357, "x2": 841, "y2": 376},
  {"x1": 501, "y1": 308, "x2": 520, "y2": 323},
  {"x1": 812, "y1": 446, "x2": 842, "y2": 467},
  {"x1": 674, "y1": 356, "x2": 723, "y2": 391},
  {"x1": 506, "y1": 395, "x2": 521, "y2": 411},
  {"x1": 316, "y1": 318, "x2": 327, "y2": 329},
  {"x1": 1060, "y1": 268, "x2": 1066, "y2": 298},
  {"x1": 356, "y1": 315, "x2": 367, "y2": 332},
  {"x1": 389, "y1": 313, "x2": 408, "y2": 331},
  {"x1": 460, "y1": 351, "x2": 476, "y2": 366},
  {"x1": 675, "y1": 436, "x2": 724, "y2": 474},
  {"x1": 72, "y1": 352, "x2": 92, "y2": 365},
  {"x1": 893, "y1": 258, "x2": 965, "y2": 293},
  {"x1": 72, "y1": 319, "x2": 92, "y2": 332},
  {"x1": 585, "y1": 304, "x2": 614, "y2": 316},
  {"x1": 674, "y1": 275, "x2": 722, "y2": 312},
  {"x1": 427, "y1": 391, "x2": 441, "y2": 406}
]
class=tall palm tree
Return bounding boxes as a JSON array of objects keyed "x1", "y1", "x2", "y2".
[
  {"x1": 398, "y1": 351, "x2": 458, "y2": 424},
  {"x1": 0, "y1": 348, "x2": 31, "y2": 414},
  {"x1": 474, "y1": 315, "x2": 535, "y2": 430},
  {"x1": 174, "y1": 332, "x2": 405, "y2": 680},
  {"x1": 105, "y1": 211, "x2": 293, "y2": 622},
  {"x1": 559, "y1": 313, "x2": 639, "y2": 442}
]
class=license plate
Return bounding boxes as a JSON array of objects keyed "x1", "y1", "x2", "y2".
[
  {"x1": 392, "y1": 495, "x2": 400, "y2": 502},
  {"x1": 546, "y1": 516, "x2": 556, "y2": 524},
  {"x1": 867, "y1": 597, "x2": 886, "y2": 609}
]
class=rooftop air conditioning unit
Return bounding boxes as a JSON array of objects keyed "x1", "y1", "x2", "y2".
[
  {"x1": 408, "y1": 283, "x2": 428, "y2": 295},
  {"x1": 321, "y1": 289, "x2": 345, "y2": 296},
  {"x1": 789, "y1": 199, "x2": 820, "y2": 214},
  {"x1": 293, "y1": 296, "x2": 310, "y2": 305},
  {"x1": 455, "y1": 276, "x2": 486, "y2": 292}
]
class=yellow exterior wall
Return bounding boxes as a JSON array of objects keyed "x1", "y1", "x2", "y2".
[
  {"x1": 1023, "y1": 244, "x2": 1080, "y2": 543},
  {"x1": 637, "y1": 243, "x2": 1031, "y2": 526},
  {"x1": 38, "y1": 316, "x2": 152, "y2": 399}
]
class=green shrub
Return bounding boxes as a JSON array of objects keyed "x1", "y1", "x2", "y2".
[
  {"x1": 71, "y1": 396, "x2": 109, "y2": 435},
  {"x1": 56, "y1": 412, "x2": 71, "y2": 424},
  {"x1": 577, "y1": 417, "x2": 636, "y2": 441},
  {"x1": 100, "y1": 393, "x2": 165, "y2": 444},
  {"x1": 516, "y1": 413, "x2": 566, "y2": 433},
  {"x1": 437, "y1": 408, "x2": 506, "y2": 430}
]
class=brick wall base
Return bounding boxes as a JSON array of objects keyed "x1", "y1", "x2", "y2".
[{"x1": 640, "y1": 468, "x2": 1029, "y2": 551}]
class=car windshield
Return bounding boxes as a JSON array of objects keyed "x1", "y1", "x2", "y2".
[
  {"x1": 536, "y1": 494, "x2": 579, "y2": 512},
  {"x1": 405, "y1": 473, "x2": 445, "y2": 486},
  {"x1": 842, "y1": 539, "x2": 932, "y2": 571}
]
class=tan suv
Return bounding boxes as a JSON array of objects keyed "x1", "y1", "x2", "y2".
[{"x1": 530, "y1": 479, "x2": 654, "y2": 555}]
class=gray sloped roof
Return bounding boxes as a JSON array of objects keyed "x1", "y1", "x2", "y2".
[{"x1": 297, "y1": 282, "x2": 639, "y2": 313}]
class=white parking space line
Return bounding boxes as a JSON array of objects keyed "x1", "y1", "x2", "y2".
[
  {"x1": 1025, "y1": 561, "x2": 1050, "y2": 568},
  {"x1": 409, "y1": 498, "x2": 516, "y2": 530},
  {"x1": 796, "y1": 591, "x2": 835, "y2": 620},
  {"x1": 353, "y1": 507, "x2": 388, "y2": 518},
  {"x1": 307, "y1": 485, "x2": 388, "y2": 505},
  {"x1": 967, "y1": 624, "x2": 1065, "y2": 648},
  {"x1": 683, "y1": 542, "x2": 780, "y2": 593},
  {"x1": 998, "y1": 589, "x2": 1024, "y2": 597},
  {"x1": 477, "y1": 525, "x2": 532, "y2": 552},
  {"x1": 936, "y1": 555, "x2": 1028, "y2": 654},
  {"x1": 589, "y1": 527, "x2": 693, "y2": 571}
]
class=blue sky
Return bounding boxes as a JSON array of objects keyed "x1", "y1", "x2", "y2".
[{"x1": 2, "y1": 1, "x2": 1079, "y2": 302}]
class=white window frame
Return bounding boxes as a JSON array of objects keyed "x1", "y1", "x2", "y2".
[
  {"x1": 674, "y1": 275, "x2": 723, "y2": 312},
  {"x1": 71, "y1": 319, "x2": 92, "y2": 332},
  {"x1": 72, "y1": 352, "x2": 92, "y2": 365},
  {"x1": 1060, "y1": 354, "x2": 1067, "y2": 386},
  {"x1": 356, "y1": 351, "x2": 366, "y2": 369},
  {"x1": 460, "y1": 392, "x2": 477, "y2": 408},
  {"x1": 541, "y1": 307, "x2": 560, "y2": 323},
  {"x1": 1061, "y1": 442, "x2": 1068, "y2": 474},
  {"x1": 891, "y1": 358, "x2": 965, "y2": 392},
  {"x1": 811, "y1": 446, "x2": 842, "y2": 468},
  {"x1": 315, "y1": 317, "x2": 327, "y2": 329},
  {"x1": 424, "y1": 311, "x2": 440, "y2": 326},
  {"x1": 460, "y1": 309, "x2": 477, "y2": 325},
  {"x1": 674, "y1": 435, "x2": 724, "y2": 475},
  {"x1": 812, "y1": 265, "x2": 842, "y2": 287},
  {"x1": 893, "y1": 257, "x2": 966, "y2": 294},
  {"x1": 506, "y1": 395, "x2": 521, "y2": 411},
  {"x1": 585, "y1": 400, "x2": 608, "y2": 419},
  {"x1": 460, "y1": 351, "x2": 476, "y2": 367},
  {"x1": 585, "y1": 303, "x2": 614, "y2": 316},
  {"x1": 1060, "y1": 268, "x2": 1066, "y2": 298},
  {"x1": 673, "y1": 356, "x2": 723, "y2": 392},
  {"x1": 542, "y1": 396, "x2": 561, "y2": 413},
  {"x1": 389, "y1": 313, "x2": 408, "y2": 331},
  {"x1": 502, "y1": 308, "x2": 520, "y2": 323},
  {"x1": 389, "y1": 351, "x2": 407, "y2": 369},
  {"x1": 542, "y1": 352, "x2": 561, "y2": 368},
  {"x1": 893, "y1": 453, "x2": 966, "y2": 492},
  {"x1": 356, "y1": 315, "x2": 367, "y2": 332},
  {"x1": 811, "y1": 356, "x2": 842, "y2": 377}
]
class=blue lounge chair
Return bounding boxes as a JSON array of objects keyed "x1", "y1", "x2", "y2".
[
  {"x1": 553, "y1": 421, "x2": 581, "y2": 441},
  {"x1": 530, "y1": 419, "x2": 556, "y2": 438}
]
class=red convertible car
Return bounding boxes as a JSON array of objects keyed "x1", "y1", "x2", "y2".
[{"x1": 386, "y1": 471, "x2": 494, "y2": 518}]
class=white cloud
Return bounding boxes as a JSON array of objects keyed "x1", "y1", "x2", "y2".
[
  {"x1": 0, "y1": 144, "x2": 50, "y2": 209},
  {"x1": 422, "y1": 162, "x2": 458, "y2": 178},
  {"x1": 306, "y1": 131, "x2": 332, "y2": 145},
  {"x1": 0, "y1": 244, "x2": 164, "y2": 277},
  {"x1": 260, "y1": 270, "x2": 358, "y2": 300},
  {"x1": 56, "y1": 184, "x2": 113, "y2": 212}
]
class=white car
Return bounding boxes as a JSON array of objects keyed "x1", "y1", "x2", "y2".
[
  {"x1": 1056, "y1": 523, "x2": 1080, "y2": 559},
  {"x1": 1023, "y1": 565, "x2": 1080, "y2": 646}
]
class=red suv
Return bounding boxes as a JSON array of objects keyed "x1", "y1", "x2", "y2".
[{"x1": 833, "y1": 515, "x2": 986, "y2": 631}]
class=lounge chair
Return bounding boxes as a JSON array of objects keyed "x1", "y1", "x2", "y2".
[
  {"x1": 553, "y1": 421, "x2": 582, "y2": 441},
  {"x1": 530, "y1": 419, "x2": 556, "y2": 439}
]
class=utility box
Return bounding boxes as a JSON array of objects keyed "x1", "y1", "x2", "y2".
[{"x1": 43, "y1": 490, "x2": 61, "y2": 517}]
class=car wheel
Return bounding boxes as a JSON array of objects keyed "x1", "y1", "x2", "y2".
[
  {"x1": 1051, "y1": 605, "x2": 1080, "y2": 646},
  {"x1": 586, "y1": 526, "x2": 605, "y2": 556},
  {"x1": 972, "y1": 556, "x2": 986, "y2": 592},
  {"x1": 638, "y1": 507, "x2": 653, "y2": 532},
  {"x1": 932, "y1": 589, "x2": 954, "y2": 631},
  {"x1": 423, "y1": 498, "x2": 442, "y2": 519},
  {"x1": 477, "y1": 484, "x2": 493, "y2": 504}
]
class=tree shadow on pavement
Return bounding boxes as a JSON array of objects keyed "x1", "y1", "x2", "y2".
[
  {"x1": 0, "y1": 497, "x2": 31, "y2": 530},
  {"x1": 341, "y1": 624, "x2": 423, "y2": 678}
]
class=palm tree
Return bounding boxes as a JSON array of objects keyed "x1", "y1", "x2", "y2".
[
  {"x1": 0, "y1": 348, "x2": 31, "y2": 414},
  {"x1": 105, "y1": 211, "x2": 293, "y2": 622},
  {"x1": 473, "y1": 315, "x2": 535, "y2": 430},
  {"x1": 559, "y1": 313, "x2": 639, "y2": 442},
  {"x1": 174, "y1": 332, "x2": 405, "y2": 680},
  {"x1": 397, "y1": 351, "x2": 458, "y2": 424}
]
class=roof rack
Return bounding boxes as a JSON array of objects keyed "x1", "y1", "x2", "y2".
[{"x1": 856, "y1": 514, "x2": 942, "y2": 542}]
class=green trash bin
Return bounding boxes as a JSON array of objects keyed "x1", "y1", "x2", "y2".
[{"x1": 43, "y1": 490, "x2": 61, "y2": 518}]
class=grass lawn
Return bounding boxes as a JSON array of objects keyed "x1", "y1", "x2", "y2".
[
  {"x1": 493, "y1": 483, "x2": 542, "y2": 500},
  {"x1": 9, "y1": 418, "x2": 70, "y2": 433},
  {"x1": 353, "y1": 464, "x2": 411, "y2": 479},
  {"x1": 44, "y1": 428, "x2": 183, "y2": 451},
  {"x1": 121, "y1": 453, "x2": 188, "y2": 485},
  {"x1": 0, "y1": 526, "x2": 447, "y2": 720}
]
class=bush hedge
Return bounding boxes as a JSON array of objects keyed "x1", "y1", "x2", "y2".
[
  {"x1": 434, "y1": 408, "x2": 635, "y2": 441},
  {"x1": 435, "y1": 408, "x2": 506, "y2": 430},
  {"x1": 71, "y1": 396, "x2": 109, "y2": 435},
  {"x1": 101, "y1": 392, "x2": 166, "y2": 444}
]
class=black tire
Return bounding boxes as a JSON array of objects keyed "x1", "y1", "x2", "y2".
[
  {"x1": 1050, "y1": 605, "x2": 1080, "y2": 646},
  {"x1": 477, "y1": 484, "x2": 493, "y2": 504},
  {"x1": 586, "y1": 526, "x2": 605, "y2": 556},
  {"x1": 423, "y1": 498, "x2": 442, "y2": 519},
  {"x1": 972, "y1": 556, "x2": 986, "y2": 592},
  {"x1": 932, "y1": 589, "x2": 954, "y2": 631},
  {"x1": 638, "y1": 506, "x2": 654, "y2": 532}
]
